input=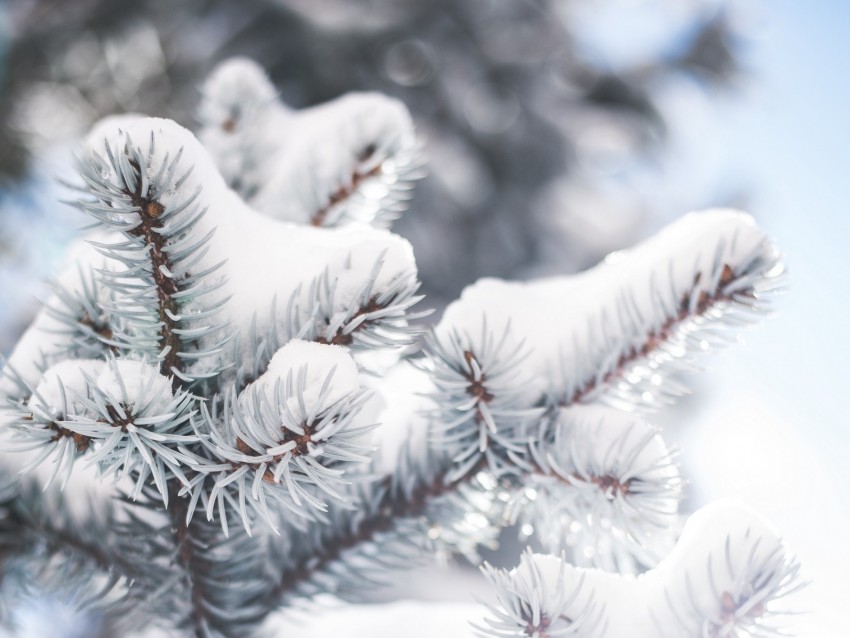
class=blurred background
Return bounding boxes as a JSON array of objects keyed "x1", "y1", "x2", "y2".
[{"x1": 0, "y1": 0, "x2": 847, "y2": 635}]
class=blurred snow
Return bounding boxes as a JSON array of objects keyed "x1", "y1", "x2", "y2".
[
  {"x1": 0, "y1": 596, "x2": 100, "y2": 638},
  {"x1": 679, "y1": 391, "x2": 849, "y2": 636}
]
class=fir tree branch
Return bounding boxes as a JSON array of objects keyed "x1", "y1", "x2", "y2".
[
  {"x1": 309, "y1": 261, "x2": 428, "y2": 351},
  {"x1": 199, "y1": 59, "x2": 423, "y2": 229},
  {"x1": 425, "y1": 210, "x2": 784, "y2": 484},
  {"x1": 124, "y1": 159, "x2": 183, "y2": 385},
  {"x1": 0, "y1": 62, "x2": 806, "y2": 638},
  {"x1": 181, "y1": 340, "x2": 372, "y2": 534},
  {"x1": 0, "y1": 238, "x2": 118, "y2": 399},
  {"x1": 196, "y1": 57, "x2": 280, "y2": 201},
  {"x1": 262, "y1": 377, "x2": 679, "y2": 601},
  {"x1": 42, "y1": 264, "x2": 118, "y2": 358},
  {"x1": 424, "y1": 324, "x2": 543, "y2": 481},
  {"x1": 268, "y1": 456, "x2": 507, "y2": 605},
  {"x1": 560, "y1": 260, "x2": 768, "y2": 409},
  {"x1": 269, "y1": 475, "x2": 438, "y2": 603},
  {"x1": 8, "y1": 359, "x2": 198, "y2": 496},
  {"x1": 74, "y1": 129, "x2": 229, "y2": 390},
  {"x1": 509, "y1": 405, "x2": 682, "y2": 572},
  {"x1": 169, "y1": 493, "x2": 216, "y2": 638},
  {"x1": 478, "y1": 503, "x2": 804, "y2": 638}
]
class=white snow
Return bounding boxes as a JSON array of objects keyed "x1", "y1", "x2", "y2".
[
  {"x1": 95, "y1": 359, "x2": 173, "y2": 414},
  {"x1": 558, "y1": 403, "x2": 677, "y2": 488},
  {"x1": 1, "y1": 116, "x2": 419, "y2": 391},
  {"x1": 197, "y1": 57, "x2": 287, "y2": 191},
  {"x1": 241, "y1": 339, "x2": 359, "y2": 417},
  {"x1": 198, "y1": 57, "x2": 282, "y2": 129},
  {"x1": 645, "y1": 500, "x2": 793, "y2": 636},
  {"x1": 0, "y1": 104, "x2": 804, "y2": 638},
  {"x1": 84, "y1": 113, "x2": 147, "y2": 148},
  {"x1": 27, "y1": 359, "x2": 103, "y2": 418},
  {"x1": 113, "y1": 117, "x2": 415, "y2": 366},
  {"x1": 249, "y1": 92, "x2": 416, "y2": 225},
  {"x1": 508, "y1": 551, "x2": 608, "y2": 631},
  {"x1": 362, "y1": 359, "x2": 435, "y2": 476}
]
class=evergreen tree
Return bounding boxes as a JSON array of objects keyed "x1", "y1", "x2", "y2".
[{"x1": 0, "y1": 60, "x2": 802, "y2": 637}]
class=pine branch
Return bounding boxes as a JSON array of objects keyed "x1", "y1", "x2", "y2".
[
  {"x1": 6, "y1": 359, "x2": 198, "y2": 496},
  {"x1": 310, "y1": 263, "x2": 428, "y2": 350},
  {"x1": 478, "y1": 503, "x2": 804, "y2": 638},
  {"x1": 309, "y1": 156, "x2": 384, "y2": 227},
  {"x1": 424, "y1": 210, "x2": 784, "y2": 482},
  {"x1": 268, "y1": 473, "x2": 438, "y2": 604},
  {"x1": 199, "y1": 59, "x2": 423, "y2": 229},
  {"x1": 265, "y1": 444, "x2": 513, "y2": 607},
  {"x1": 259, "y1": 365, "x2": 680, "y2": 603},
  {"x1": 0, "y1": 237, "x2": 118, "y2": 399},
  {"x1": 196, "y1": 58, "x2": 282, "y2": 201},
  {"x1": 42, "y1": 263, "x2": 118, "y2": 359},
  {"x1": 507, "y1": 405, "x2": 682, "y2": 573},
  {"x1": 424, "y1": 321, "x2": 544, "y2": 481},
  {"x1": 163, "y1": 488, "x2": 271, "y2": 638},
  {"x1": 0, "y1": 58, "x2": 806, "y2": 638},
  {"x1": 7, "y1": 115, "x2": 423, "y2": 403},
  {"x1": 74, "y1": 129, "x2": 229, "y2": 389},
  {"x1": 186, "y1": 340, "x2": 373, "y2": 534}
]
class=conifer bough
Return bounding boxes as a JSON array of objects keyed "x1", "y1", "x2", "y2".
[{"x1": 0, "y1": 58, "x2": 802, "y2": 637}]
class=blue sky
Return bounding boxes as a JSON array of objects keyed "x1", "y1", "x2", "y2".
[
  {"x1": 707, "y1": 0, "x2": 849, "y2": 495},
  {"x1": 676, "y1": 2, "x2": 850, "y2": 633}
]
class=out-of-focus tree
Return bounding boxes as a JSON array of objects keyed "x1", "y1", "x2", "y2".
[{"x1": 0, "y1": 0, "x2": 747, "y2": 345}]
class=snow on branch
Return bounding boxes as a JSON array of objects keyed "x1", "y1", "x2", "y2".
[
  {"x1": 7, "y1": 358, "x2": 196, "y2": 496},
  {"x1": 509, "y1": 405, "x2": 682, "y2": 573},
  {"x1": 423, "y1": 320, "x2": 544, "y2": 480},
  {"x1": 0, "y1": 56, "x2": 806, "y2": 638},
  {"x1": 188, "y1": 340, "x2": 373, "y2": 533},
  {"x1": 3, "y1": 116, "x2": 423, "y2": 403},
  {"x1": 425, "y1": 210, "x2": 784, "y2": 481},
  {"x1": 199, "y1": 58, "x2": 424, "y2": 229},
  {"x1": 0, "y1": 238, "x2": 118, "y2": 400},
  {"x1": 196, "y1": 57, "x2": 282, "y2": 201},
  {"x1": 72, "y1": 122, "x2": 229, "y2": 388},
  {"x1": 479, "y1": 502, "x2": 803, "y2": 638}
]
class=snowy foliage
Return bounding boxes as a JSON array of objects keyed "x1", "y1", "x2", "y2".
[
  {"x1": 0, "y1": 59, "x2": 803, "y2": 637},
  {"x1": 479, "y1": 503, "x2": 803, "y2": 638}
]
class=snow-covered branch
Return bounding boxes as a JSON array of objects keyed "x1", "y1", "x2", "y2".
[
  {"x1": 0, "y1": 58, "x2": 804, "y2": 638},
  {"x1": 479, "y1": 503, "x2": 803, "y2": 638}
]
